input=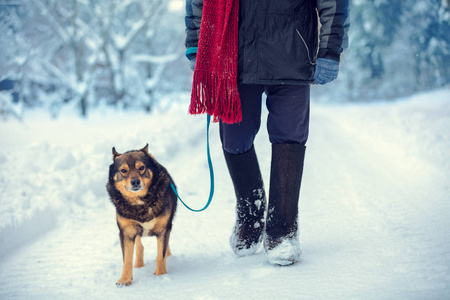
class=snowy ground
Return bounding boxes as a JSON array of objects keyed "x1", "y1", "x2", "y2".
[{"x1": 1, "y1": 88, "x2": 449, "y2": 299}]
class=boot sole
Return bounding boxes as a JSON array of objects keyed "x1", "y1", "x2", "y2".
[
  {"x1": 230, "y1": 234, "x2": 262, "y2": 256},
  {"x1": 266, "y1": 239, "x2": 301, "y2": 266}
]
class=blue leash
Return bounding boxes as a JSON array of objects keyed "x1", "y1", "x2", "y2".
[{"x1": 170, "y1": 114, "x2": 214, "y2": 212}]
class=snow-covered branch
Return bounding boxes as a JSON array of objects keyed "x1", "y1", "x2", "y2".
[{"x1": 0, "y1": 0, "x2": 188, "y2": 117}]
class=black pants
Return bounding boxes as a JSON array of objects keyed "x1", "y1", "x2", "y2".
[{"x1": 220, "y1": 84, "x2": 310, "y2": 154}]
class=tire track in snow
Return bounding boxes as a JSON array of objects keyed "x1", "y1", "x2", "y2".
[
  {"x1": 0, "y1": 206, "x2": 118, "y2": 298},
  {"x1": 302, "y1": 105, "x2": 450, "y2": 298}
]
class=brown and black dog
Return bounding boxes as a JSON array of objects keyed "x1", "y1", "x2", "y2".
[{"x1": 107, "y1": 144, "x2": 177, "y2": 287}]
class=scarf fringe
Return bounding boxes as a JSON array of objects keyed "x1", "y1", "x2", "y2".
[{"x1": 189, "y1": 69, "x2": 242, "y2": 124}]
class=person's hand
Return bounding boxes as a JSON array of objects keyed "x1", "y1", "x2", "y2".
[
  {"x1": 313, "y1": 57, "x2": 339, "y2": 85},
  {"x1": 190, "y1": 56, "x2": 196, "y2": 71}
]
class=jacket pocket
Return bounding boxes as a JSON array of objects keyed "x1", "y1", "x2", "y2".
[
  {"x1": 257, "y1": 13, "x2": 316, "y2": 83},
  {"x1": 295, "y1": 29, "x2": 316, "y2": 66}
]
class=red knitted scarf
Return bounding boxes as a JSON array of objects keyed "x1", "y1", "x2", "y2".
[{"x1": 189, "y1": 0, "x2": 241, "y2": 124}]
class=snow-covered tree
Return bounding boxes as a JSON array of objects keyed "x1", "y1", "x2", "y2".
[
  {"x1": 2, "y1": 0, "x2": 449, "y2": 117},
  {"x1": 313, "y1": 0, "x2": 450, "y2": 101},
  {"x1": 408, "y1": 0, "x2": 450, "y2": 90},
  {"x1": 0, "y1": 0, "x2": 185, "y2": 117}
]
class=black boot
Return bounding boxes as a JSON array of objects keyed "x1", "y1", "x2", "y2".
[
  {"x1": 265, "y1": 143, "x2": 305, "y2": 265},
  {"x1": 224, "y1": 146, "x2": 267, "y2": 256}
]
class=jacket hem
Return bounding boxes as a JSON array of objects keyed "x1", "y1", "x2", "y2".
[{"x1": 238, "y1": 78, "x2": 312, "y2": 86}]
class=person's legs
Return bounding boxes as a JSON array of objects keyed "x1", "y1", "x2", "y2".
[
  {"x1": 220, "y1": 84, "x2": 267, "y2": 255},
  {"x1": 265, "y1": 84, "x2": 310, "y2": 145},
  {"x1": 220, "y1": 84, "x2": 264, "y2": 154},
  {"x1": 263, "y1": 85, "x2": 310, "y2": 265}
]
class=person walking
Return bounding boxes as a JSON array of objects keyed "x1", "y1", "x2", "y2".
[{"x1": 185, "y1": 0, "x2": 349, "y2": 265}]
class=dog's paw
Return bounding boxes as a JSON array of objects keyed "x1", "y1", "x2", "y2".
[
  {"x1": 154, "y1": 271, "x2": 166, "y2": 276},
  {"x1": 154, "y1": 266, "x2": 167, "y2": 276},
  {"x1": 116, "y1": 277, "x2": 133, "y2": 287},
  {"x1": 134, "y1": 261, "x2": 145, "y2": 268},
  {"x1": 155, "y1": 268, "x2": 167, "y2": 276}
]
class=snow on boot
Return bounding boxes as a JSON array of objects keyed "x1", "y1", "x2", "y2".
[
  {"x1": 265, "y1": 143, "x2": 305, "y2": 265},
  {"x1": 224, "y1": 146, "x2": 267, "y2": 256},
  {"x1": 266, "y1": 238, "x2": 301, "y2": 266}
]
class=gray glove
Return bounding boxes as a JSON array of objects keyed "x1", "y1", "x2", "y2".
[{"x1": 313, "y1": 57, "x2": 339, "y2": 85}]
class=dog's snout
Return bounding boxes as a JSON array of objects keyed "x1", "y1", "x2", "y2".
[{"x1": 131, "y1": 178, "x2": 141, "y2": 187}]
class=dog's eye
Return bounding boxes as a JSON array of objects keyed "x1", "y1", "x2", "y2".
[
  {"x1": 120, "y1": 169, "x2": 127, "y2": 174},
  {"x1": 139, "y1": 166, "x2": 145, "y2": 171}
]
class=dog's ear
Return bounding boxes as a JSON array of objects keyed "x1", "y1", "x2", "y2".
[
  {"x1": 140, "y1": 144, "x2": 149, "y2": 153},
  {"x1": 112, "y1": 147, "x2": 121, "y2": 160},
  {"x1": 140, "y1": 143, "x2": 154, "y2": 158}
]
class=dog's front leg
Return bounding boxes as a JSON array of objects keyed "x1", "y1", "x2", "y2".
[
  {"x1": 134, "y1": 235, "x2": 145, "y2": 268},
  {"x1": 154, "y1": 231, "x2": 170, "y2": 275},
  {"x1": 117, "y1": 231, "x2": 135, "y2": 287}
]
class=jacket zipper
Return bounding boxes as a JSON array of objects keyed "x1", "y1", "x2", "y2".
[{"x1": 296, "y1": 29, "x2": 315, "y2": 66}]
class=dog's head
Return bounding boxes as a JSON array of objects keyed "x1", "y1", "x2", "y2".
[{"x1": 109, "y1": 144, "x2": 155, "y2": 200}]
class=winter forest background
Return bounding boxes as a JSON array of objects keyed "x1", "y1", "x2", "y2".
[
  {"x1": 1, "y1": 0, "x2": 449, "y2": 119},
  {"x1": 1, "y1": 1, "x2": 450, "y2": 297}
]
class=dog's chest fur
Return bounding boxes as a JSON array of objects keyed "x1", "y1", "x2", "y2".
[{"x1": 139, "y1": 218, "x2": 157, "y2": 236}]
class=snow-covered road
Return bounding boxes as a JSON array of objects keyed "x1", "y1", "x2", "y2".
[{"x1": 1, "y1": 89, "x2": 449, "y2": 299}]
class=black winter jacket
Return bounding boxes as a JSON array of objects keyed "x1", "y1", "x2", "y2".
[{"x1": 185, "y1": 0, "x2": 349, "y2": 85}]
